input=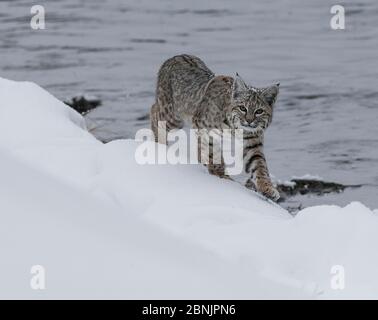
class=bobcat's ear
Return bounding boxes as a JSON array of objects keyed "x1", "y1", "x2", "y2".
[
  {"x1": 260, "y1": 83, "x2": 279, "y2": 106},
  {"x1": 232, "y1": 73, "x2": 248, "y2": 99}
]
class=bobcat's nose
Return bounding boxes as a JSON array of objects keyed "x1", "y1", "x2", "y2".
[{"x1": 246, "y1": 116, "x2": 254, "y2": 124}]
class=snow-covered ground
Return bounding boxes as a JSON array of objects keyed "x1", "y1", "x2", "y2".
[{"x1": 1, "y1": 77, "x2": 377, "y2": 299}]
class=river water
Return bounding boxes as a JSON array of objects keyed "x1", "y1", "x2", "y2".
[{"x1": 1, "y1": 0, "x2": 377, "y2": 210}]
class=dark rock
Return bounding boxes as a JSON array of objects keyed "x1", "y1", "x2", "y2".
[
  {"x1": 64, "y1": 96, "x2": 101, "y2": 115},
  {"x1": 277, "y1": 178, "x2": 361, "y2": 200},
  {"x1": 136, "y1": 113, "x2": 150, "y2": 121}
]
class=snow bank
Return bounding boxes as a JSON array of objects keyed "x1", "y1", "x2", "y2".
[{"x1": 0, "y1": 77, "x2": 377, "y2": 299}]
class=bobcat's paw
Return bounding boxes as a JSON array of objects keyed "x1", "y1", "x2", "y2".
[
  {"x1": 245, "y1": 178, "x2": 257, "y2": 191},
  {"x1": 263, "y1": 187, "x2": 280, "y2": 202},
  {"x1": 256, "y1": 179, "x2": 280, "y2": 202}
]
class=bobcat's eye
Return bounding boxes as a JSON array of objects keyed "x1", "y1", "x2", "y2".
[
  {"x1": 255, "y1": 109, "x2": 264, "y2": 116},
  {"x1": 239, "y1": 106, "x2": 247, "y2": 113}
]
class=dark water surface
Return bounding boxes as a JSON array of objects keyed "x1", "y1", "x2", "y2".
[{"x1": 1, "y1": 0, "x2": 377, "y2": 210}]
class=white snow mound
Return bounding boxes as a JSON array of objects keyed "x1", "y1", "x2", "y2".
[{"x1": 0, "y1": 77, "x2": 377, "y2": 299}]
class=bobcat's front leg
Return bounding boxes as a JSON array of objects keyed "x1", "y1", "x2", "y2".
[
  {"x1": 243, "y1": 136, "x2": 280, "y2": 201},
  {"x1": 196, "y1": 128, "x2": 230, "y2": 179}
]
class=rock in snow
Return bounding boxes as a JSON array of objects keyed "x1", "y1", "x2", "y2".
[
  {"x1": 64, "y1": 95, "x2": 101, "y2": 115},
  {"x1": 0, "y1": 77, "x2": 377, "y2": 299}
]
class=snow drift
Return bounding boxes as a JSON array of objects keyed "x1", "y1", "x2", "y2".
[{"x1": 0, "y1": 77, "x2": 377, "y2": 299}]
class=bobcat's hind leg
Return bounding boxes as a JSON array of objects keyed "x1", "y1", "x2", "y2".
[
  {"x1": 150, "y1": 102, "x2": 183, "y2": 144},
  {"x1": 150, "y1": 103, "x2": 160, "y2": 143}
]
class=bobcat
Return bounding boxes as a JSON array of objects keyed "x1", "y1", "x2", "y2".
[{"x1": 150, "y1": 54, "x2": 280, "y2": 201}]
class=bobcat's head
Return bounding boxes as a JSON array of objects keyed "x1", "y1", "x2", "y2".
[{"x1": 230, "y1": 73, "x2": 279, "y2": 133}]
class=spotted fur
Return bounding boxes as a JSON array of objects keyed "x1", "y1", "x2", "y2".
[{"x1": 150, "y1": 54, "x2": 280, "y2": 201}]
